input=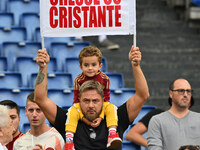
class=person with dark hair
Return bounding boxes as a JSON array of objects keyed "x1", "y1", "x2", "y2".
[
  {"x1": 147, "y1": 78, "x2": 200, "y2": 150},
  {"x1": 0, "y1": 100, "x2": 23, "y2": 150},
  {"x1": 126, "y1": 108, "x2": 164, "y2": 147},
  {"x1": 34, "y1": 45, "x2": 149, "y2": 150},
  {"x1": 179, "y1": 145, "x2": 200, "y2": 150},
  {"x1": 168, "y1": 80, "x2": 195, "y2": 108},
  {"x1": 13, "y1": 92, "x2": 65, "y2": 150}
]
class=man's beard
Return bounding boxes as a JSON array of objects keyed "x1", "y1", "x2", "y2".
[
  {"x1": 83, "y1": 108, "x2": 102, "y2": 122},
  {"x1": 174, "y1": 97, "x2": 190, "y2": 109}
]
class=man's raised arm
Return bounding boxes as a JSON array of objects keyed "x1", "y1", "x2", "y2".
[
  {"x1": 127, "y1": 45, "x2": 149, "y2": 122},
  {"x1": 34, "y1": 49, "x2": 57, "y2": 124}
]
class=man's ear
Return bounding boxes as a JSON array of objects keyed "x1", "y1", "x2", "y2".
[
  {"x1": 169, "y1": 90, "x2": 173, "y2": 98},
  {"x1": 25, "y1": 107, "x2": 28, "y2": 116}
]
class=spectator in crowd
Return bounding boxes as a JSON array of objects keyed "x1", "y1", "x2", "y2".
[
  {"x1": 13, "y1": 92, "x2": 65, "y2": 150},
  {"x1": 34, "y1": 45, "x2": 149, "y2": 150},
  {"x1": 65, "y1": 46, "x2": 122, "y2": 149},
  {"x1": 0, "y1": 105, "x2": 14, "y2": 150},
  {"x1": 125, "y1": 108, "x2": 164, "y2": 147},
  {"x1": 126, "y1": 94, "x2": 194, "y2": 148},
  {"x1": 76, "y1": 35, "x2": 120, "y2": 50},
  {"x1": 179, "y1": 145, "x2": 200, "y2": 150},
  {"x1": 147, "y1": 78, "x2": 200, "y2": 150},
  {"x1": 0, "y1": 100, "x2": 23, "y2": 150}
]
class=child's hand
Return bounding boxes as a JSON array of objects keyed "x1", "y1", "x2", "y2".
[
  {"x1": 82, "y1": 117, "x2": 93, "y2": 126},
  {"x1": 91, "y1": 117, "x2": 103, "y2": 128}
]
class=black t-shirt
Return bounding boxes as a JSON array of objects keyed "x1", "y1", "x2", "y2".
[
  {"x1": 53, "y1": 103, "x2": 131, "y2": 150},
  {"x1": 139, "y1": 108, "x2": 164, "y2": 129}
]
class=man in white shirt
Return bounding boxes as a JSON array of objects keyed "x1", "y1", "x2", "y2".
[{"x1": 13, "y1": 92, "x2": 65, "y2": 150}]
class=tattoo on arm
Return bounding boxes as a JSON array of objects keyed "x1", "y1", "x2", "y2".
[{"x1": 36, "y1": 72, "x2": 45, "y2": 85}]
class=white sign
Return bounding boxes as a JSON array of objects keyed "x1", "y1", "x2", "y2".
[{"x1": 40, "y1": 0, "x2": 136, "y2": 37}]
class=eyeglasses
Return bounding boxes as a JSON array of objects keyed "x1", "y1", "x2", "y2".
[{"x1": 171, "y1": 89, "x2": 193, "y2": 95}]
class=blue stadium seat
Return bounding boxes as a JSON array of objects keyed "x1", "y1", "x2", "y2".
[
  {"x1": 132, "y1": 105, "x2": 157, "y2": 125},
  {"x1": 101, "y1": 57, "x2": 108, "y2": 72},
  {"x1": 64, "y1": 57, "x2": 107, "y2": 82},
  {"x1": 2, "y1": 42, "x2": 41, "y2": 71},
  {"x1": 0, "y1": 13, "x2": 14, "y2": 27},
  {"x1": 19, "y1": 112, "x2": 29, "y2": 132},
  {"x1": 0, "y1": 72, "x2": 22, "y2": 88},
  {"x1": 48, "y1": 89, "x2": 74, "y2": 107},
  {"x1": 122, "y1": 141, "x2": 141, "y2": 150},
  {"x1": 64, "y1": 57, "x2": 82, "y2": 82},
  {"x1": 19, "y1": 107, "x2": 28, "y2": 133},
  {"x1": 20, "y1": 13, "x2": 40, "y2": 41},
  {"x1": 21, "y1": 122, "x2": 30, "y2": 133},
  {"x1": 7, "y1": 0, "x2": 39, "y2": 25},
  {"x1": 0, "y1": 88, "x2": 34, "y2": 106},
  {"x1": 19, "y1": 106, "x2": 25, "y2": 116},
  {"x1": 15, "y1": 56, "x2": 57, "y2": 87},
  {"x1": 192, "y1": 0, "x2": 200, "y2": 6},
  {"x1": 122, "y1": 105, "x2": 156, "y2": 150},
  {"x1": 0, "y1": 27, "x2": 27, "y2": 44},
  {"x1": 34, "y1": 27, "x2": 76, "y2": 49},
  {"x1": 62, "y1": 106, "x2": 71, "y2": 111},
  {"x1": 30, "y1": 72, "x2": 73, "y2": 89},
  {"x1": 0, "y1": 0, "x2": 7, "y2": 12},
  {"x1": 110, "y1": 88, "x2": 136, "y2": 106},
  {"x1": 105, "y1": 72, "x2": 124, "y2": 89},
  {"x1": 51, "y1": 42, "x2": 90, "y2": 71},
  {"x1": 0, "y1": 57, "x2": 7, "y2": 72}
]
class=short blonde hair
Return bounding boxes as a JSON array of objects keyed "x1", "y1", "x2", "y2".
[
  {"x1": 26, "y1": 92, "x2": 35, "y2": 106},
  {"x1": 0, "y1": 105, "x2": 10, "y2": 128},
  {"x1": 79, "y1": 80, "x2": 104, "y2": 99},
  {"x1": 79, "y1": 46, "x2": 102, "y2": 65}
]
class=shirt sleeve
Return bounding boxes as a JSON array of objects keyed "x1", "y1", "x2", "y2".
[
  {"x1": 103, "y1": 78, "x2": 110, "y2": 102},
  {"x1": 54, "y1": 131, "x2": 65, "y2": 150},
  {"x1": 147, "y1": 116, "x2": 163, "y2": 150},
  {"x1": 73, "y1": 77, "x2": 80, "y2": 103},
  {"x1": 139, "y1": 108, "x2": 164, "y2": 128},
  {"x1": 53, "y1": 106, "x2": 68, "y2": 141},
  {"x1": 117, "y1": 103, "x2": 131, "y2": 138}
]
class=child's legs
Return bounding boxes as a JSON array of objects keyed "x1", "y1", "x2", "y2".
[
  {"x1": 65, "y1": 103, "x2": 82, "y2": 133},
  {"x1": 104, "y1": 103, "x2": 118, "y2": 128}
]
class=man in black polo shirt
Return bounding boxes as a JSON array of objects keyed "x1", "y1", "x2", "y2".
[{"x1": 34, "y1": 45, "x2": 149, "y2": 150}]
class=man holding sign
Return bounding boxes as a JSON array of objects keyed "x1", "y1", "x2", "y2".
[{"x1": 34, "y1": 45, "x2": 149, "y2": 149}]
